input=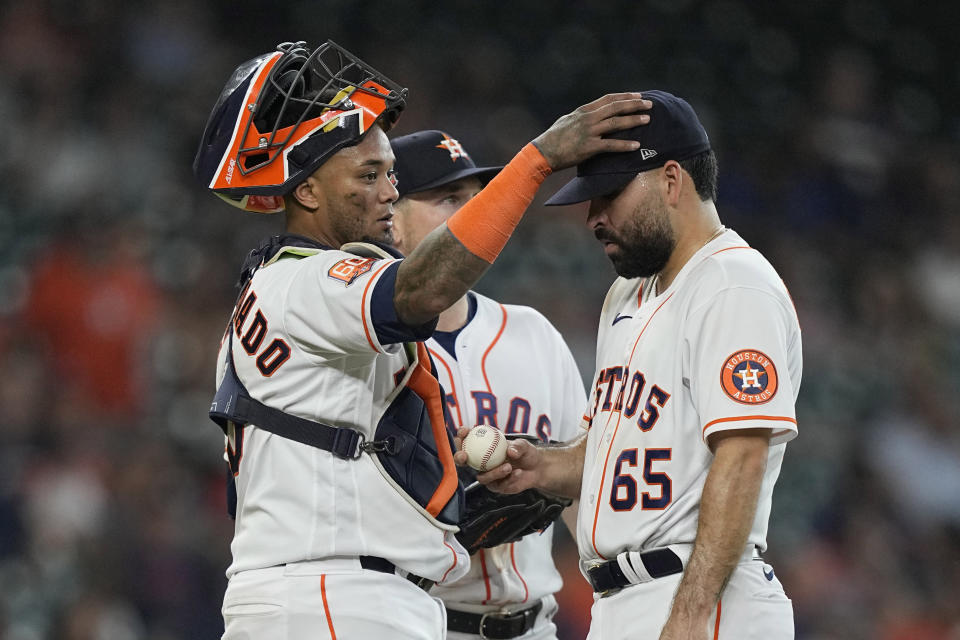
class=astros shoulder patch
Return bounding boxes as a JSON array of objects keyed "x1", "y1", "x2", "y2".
[{"x1": 720, "y1": 349, "x2": 778, "y2": 404}]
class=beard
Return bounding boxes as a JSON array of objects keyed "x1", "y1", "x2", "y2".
[{"x1": 596, "y1": 194, "x2": 675, "y2": 279}]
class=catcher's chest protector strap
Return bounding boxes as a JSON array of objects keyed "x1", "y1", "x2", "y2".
[{"x1": 209, "y1": 347, "x2": 368, "y2": 459}]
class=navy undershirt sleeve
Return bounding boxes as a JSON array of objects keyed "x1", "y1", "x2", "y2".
[{"x1": 369, "y1": 261, "x2": 439, "y2": 344}]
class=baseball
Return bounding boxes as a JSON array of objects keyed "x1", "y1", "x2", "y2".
[{"x1": 461, "y1": 425, "x2": 508, "y2": 472}]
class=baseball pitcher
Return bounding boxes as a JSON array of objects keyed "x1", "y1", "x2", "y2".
[{"x1": 466, "y1": 90, "x2": 801, "y2": 640}]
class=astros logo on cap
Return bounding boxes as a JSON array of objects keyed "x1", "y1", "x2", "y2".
[
  {"x1": 720, "y1": 349, "x2": 778, "y2": 404},
  {"x1": 436, "y1": 133, "x2": 469, "y2": 162}
]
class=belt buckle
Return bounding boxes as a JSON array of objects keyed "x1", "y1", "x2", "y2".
[
  {"x1": 478, "y1": 612, "x2": 494, "y2": 640},
  {"x1": 479, "y1": 606, "x2": 534, "y2": 639},
  {"x1": 587, "y1": 561, "x2": 620, "y2": 597}
]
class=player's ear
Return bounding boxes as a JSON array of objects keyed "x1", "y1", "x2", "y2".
[
  {"x1": 661, "y1": 160, "x2": 683, "y2": 207},
  {"x1": 291, "y1": 176, "x2": 321, "y2": 211}
]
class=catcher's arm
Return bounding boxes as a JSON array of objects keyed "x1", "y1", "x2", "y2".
[
  {"x1": 394, "y1": 94, "x2": 651, "y2": 327},
  {"x1": 454, "y1": 428, "x2": 586, "y2": 498}
]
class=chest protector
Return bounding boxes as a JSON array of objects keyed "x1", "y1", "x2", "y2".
[{"x1": 209, "y1": 238, "x2": 463, "y2": 529}]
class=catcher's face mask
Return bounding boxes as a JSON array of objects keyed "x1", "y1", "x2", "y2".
[{"x1": 193, "y1": 40, "x2": 407, "y2": 214}]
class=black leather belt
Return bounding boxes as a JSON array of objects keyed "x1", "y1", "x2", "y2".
[
  {"x1": 587, "y1": 548, "x2": 683, "y2": 593},
  {"x1": 446, "y1": 601, "x2": 543, "y2": 639},
  {"x1": 359, "y1": 556, "x2": 435, "y2": 592}
]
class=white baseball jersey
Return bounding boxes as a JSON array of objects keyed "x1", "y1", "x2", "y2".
[
  {"x1": 427, "y1": 292, "x2": 585, "y2": 611},
  {"x1": 215, "y1": 241, "x2": 469, "y2": 583},
  {"x1": 577, "y1": 228, "x2": 802, "y2": 570}
]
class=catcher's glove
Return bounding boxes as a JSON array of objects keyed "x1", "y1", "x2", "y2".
[{"x1": 455, "y1": 481, "x2": 572, "y2": 554}]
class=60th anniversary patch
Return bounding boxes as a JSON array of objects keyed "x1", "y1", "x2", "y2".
[{"x1": 720, "y1": 349, "x2": 779, "y2": 404}]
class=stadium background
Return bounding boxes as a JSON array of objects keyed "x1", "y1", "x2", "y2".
[{"x1": 1, "y1": 0, "x2": 958, "y2": 638}]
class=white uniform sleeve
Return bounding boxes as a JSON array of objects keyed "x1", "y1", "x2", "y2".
[
  {"x1": 282, "y1": 254, "x2": 405, "y2": 357},
  {"x1": 685, "y1": 286, "x2": 799, "y2": 447},
  {"x1": 554, "y1": 332, "x2": 588, "y2": 442}
]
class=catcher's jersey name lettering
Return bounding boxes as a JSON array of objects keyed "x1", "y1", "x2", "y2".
[{"x1": 233, "y1": 287, "x2": 291, "y2": 377}]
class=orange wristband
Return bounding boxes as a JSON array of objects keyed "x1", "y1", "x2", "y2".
[{"x1": 446, "y1": 143, "x2": 552, "y2": 263}]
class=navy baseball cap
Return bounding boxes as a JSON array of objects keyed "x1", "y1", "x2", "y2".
[
  {"x1": 390, "y1": 130, "x2": 501, "y2": 198},
  {"x1": 544, "y1": 90, "x2": 711, "y2": 206}
]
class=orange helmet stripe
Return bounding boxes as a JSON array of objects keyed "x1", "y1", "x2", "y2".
[{"x1": 209, "y1": 52, "x2": 283, "y2": 192}]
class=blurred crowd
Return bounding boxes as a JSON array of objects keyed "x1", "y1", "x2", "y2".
[{"x1": 0, "y1": 1, "x2": 958, "y2": 638}]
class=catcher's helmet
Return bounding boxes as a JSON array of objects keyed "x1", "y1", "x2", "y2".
[{"x1": 193, "y1": 40, "x2": 407, "y2": 214}]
